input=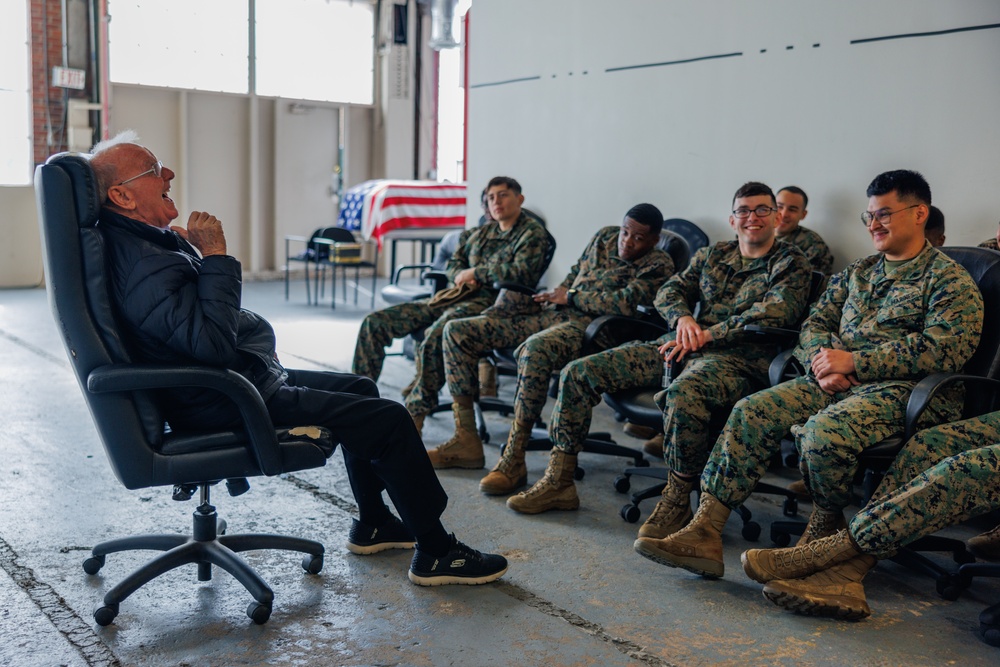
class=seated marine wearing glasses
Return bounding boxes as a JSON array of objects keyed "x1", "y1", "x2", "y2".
[
  {"x1": 505, "y1": 182, "x2": 812, "y2": 516},
  {"x1": 634, "y1": 169, "x2": 984, "y2": 579}
]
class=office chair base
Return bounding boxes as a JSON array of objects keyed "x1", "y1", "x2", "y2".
[{"x1": 85, "y1": 503, "x2": 324, "y2": 625}]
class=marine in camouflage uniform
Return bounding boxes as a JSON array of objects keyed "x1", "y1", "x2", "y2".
[
  {"x1": 779, "y1": 225, "x2": 834, "y2": 275},
  {"x1": 352, "y1": 180, "x2": 550, "y2": 424},
  {"x1": 506, "y1": 183, "x2": 813, "y2": 517},
  {"x1": 700, "y1": 243, "x2": 982, "y2": 516},
  {"x1": 429, "y1": 205, "x2": 673, "y2": 479},
  {"x1": 740, "y1": 413, "x2": 1000, "y2": 620},
  {"x1": 635, "y1": 170, "x2": 986, "y2": 581},
  {"x1": 775, "y1": 186, "x2": 834, "y2": 276}
]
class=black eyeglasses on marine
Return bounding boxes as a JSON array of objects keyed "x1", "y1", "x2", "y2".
[{"x1": 860, "y1": 204, "x2": 920, "y2": 227}]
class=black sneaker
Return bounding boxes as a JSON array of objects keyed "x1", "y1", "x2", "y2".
[
  {"x1": 408, "y1": 537, "x2": 509, "y2": 586},
  {"x1": 346, "y1": 515, "x2": 416, "y2": 555}
]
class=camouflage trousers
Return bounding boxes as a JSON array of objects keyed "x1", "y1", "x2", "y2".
[
  {"x1": 851, "y1": 413, "x2": 1000, "y2": 558},
  {"x1": 654, "y1": 350, "x2": 770, "y2": 475},
  {"x1": 351, "y1": 293, "x2": 495, "y2": 416},
  {"x1": 444, "y1": 310, "x2": 594, "y2": 424},
  {"x1": 702, "y1": 375, "x2": 960, "y2": 512},
  {"x1": 549, "y1": 341, "x2": 663, "y2": 454}
]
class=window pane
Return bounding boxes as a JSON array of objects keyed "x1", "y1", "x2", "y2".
[
  {"x1": 109, "y1": 0, "x2": 249, "y2": 94},
  {"x1": 256, "y1": 0, "x2": 374, "y2": 105},
  {"x1": 0, "y1": 0, "x2": 30, "y2": 185}
]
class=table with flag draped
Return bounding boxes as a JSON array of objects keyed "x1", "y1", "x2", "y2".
[{"x1": 337, "y1": 179, "x2": 467, "y2": 279}]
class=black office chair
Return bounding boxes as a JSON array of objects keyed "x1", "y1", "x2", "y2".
[
  {"x1": 662, "y1": 218, "x2": 709, "y2": 255},
  {"x1": 35, "y1": 153, "x2": 335, "y2": 626}
]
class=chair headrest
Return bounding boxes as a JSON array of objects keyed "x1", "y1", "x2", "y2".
[{"x1": 44, "y1": 152, "x2": 101, "y2": 228}]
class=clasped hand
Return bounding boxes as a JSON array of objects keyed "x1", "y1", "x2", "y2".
[
  {"x1": 658, "y1": 316, "x2": 712, "y2": 362},
  {"x1": 811, "y1": 347, "x2": 859, "y2": 395},
  {"x1": 171, "y1": 211, "x2": 227, "y2": 257},
  {"x1": 533, "y1": 286, "x2": 568, "y2": 305}
]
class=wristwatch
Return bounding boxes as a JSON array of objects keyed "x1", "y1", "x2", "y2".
[{"x1": 567, "y1": 289, "x2": 578, "y2": 306}]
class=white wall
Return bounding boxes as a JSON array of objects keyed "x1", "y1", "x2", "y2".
[
  {"x1": 467, "y1": 0, "x2": 1000, "y2": 279},
  {"x1": 0, "y1": 186, "x2": 43, "y2": 288}
]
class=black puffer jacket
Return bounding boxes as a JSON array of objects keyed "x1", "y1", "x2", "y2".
[{"x1": 98, "y1": 210, "x2": 287, "y2": 429}]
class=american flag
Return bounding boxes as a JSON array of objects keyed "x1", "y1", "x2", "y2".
[{"x1": 337, "y1": 180, "x2": 467, "y2": 247}]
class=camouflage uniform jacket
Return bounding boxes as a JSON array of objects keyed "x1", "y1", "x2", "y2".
[
  {"x1": 794, "y1": 242, "x2": 983, "y2": 386},
  {"x1": 553, "y1": 226, "x2": 674, "y2": 319},
  {"x1": 654, "y1": 239, "x2": 812, "y2": 354},
  {"x1": 781, "y1": 225, "x2": 834, "y2": 275},
  {"x1": 446, "y1": 212, "x2": 549, "y2": 299},
  {"x1": 979, "y1": 238, "x2": 999, "y2": 251}
]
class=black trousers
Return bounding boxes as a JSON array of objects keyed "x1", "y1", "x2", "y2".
[{"x1": 265, "y1": 369, "x2": 448, "y2": 536}]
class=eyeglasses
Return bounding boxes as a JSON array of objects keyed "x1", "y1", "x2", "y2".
[
  {"x1": 861, "y1": 204, "x2": 920, "y2": 227},
  {"x1": 732, "y1": 206, "x2": 776, "y2": 219},
  {"x1": 117, "y1": 161, "x2": 163, "y2": 186}
]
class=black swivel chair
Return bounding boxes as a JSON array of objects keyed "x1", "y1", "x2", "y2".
[
  {"x1": 35, "y1": 153, "x2": 335, "y2": 626},
  {"x1": 662, "y1": 218, "x2": 709, "y2": 256}
]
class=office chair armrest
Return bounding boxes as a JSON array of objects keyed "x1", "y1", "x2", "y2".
[
  {"x1": 87, "y1": 364, "x2": 284, "y2": 475},
  {"x1": 742, "y1": 324, "x2": 800, "y2": 346},
  {"x1": 491, "y1": 281, "x2": 538, "y2": 296},
  {"x1": 903, "y1": 373, "x2": 1000, "y2": 441},
  {"x1": 421, "y1": 270, "x2": 449, "y2": 292},
  {"x1": 392, "y1": 263, "x2": 434, "y2": 284},
  {"x1": 583, "y1": 314, "x2": 669, "y2": 356},
  {"x1": 768, "y1": 349, "x2": 804, "y2": 387}
]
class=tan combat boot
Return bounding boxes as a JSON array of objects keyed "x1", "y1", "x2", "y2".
[
  {"x1": 425, "y1": 399, "x2": 485, "y2": 469},
  {"x1": 479, "y1": 420, "x2": 530, "y2": 495},
  {"x1": 633, "y1": 493, "x2": 731, "y2": 578},
  {"x1": 478, "y1": 358, "x2": 498, "y2": 398},
  {"x1": 506, "y1": 449, "x2": 579, "y2": 514},
  {"x1": 623, "y1": 422, "x2": 657, "y2": 440},
  {"x1": 967, "y1": 524, "x2": 1000, "y2": 560},
  {"x1": 637, "y1": 472, "x2": 695, "y2": 539},
  {"x1": 741, "y1": 529, "x2": 863, "y2": 584},
  {"x1": 787, "y1": 478, "x2": 811, "y2": 500},
  {"x1": 796, "y1": 507, "x2": 848, "y2": 546},
  {"x1": 642, "y1": 433, "x2": 665, "y2": 458},
  {"x1": 762, "y1": 554, "x2": 878, "y2": 620}
]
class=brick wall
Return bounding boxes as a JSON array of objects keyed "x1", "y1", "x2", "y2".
[{"x1": 30, "y1": 0, "x2": 68, "y2": 165}]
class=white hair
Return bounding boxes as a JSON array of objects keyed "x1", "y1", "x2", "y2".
[{"x1": 91, "y1": 129, "x2": 142, "y2": 155}]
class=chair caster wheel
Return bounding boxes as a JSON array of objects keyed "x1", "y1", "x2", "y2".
[
  {"x1": 782, "y1": 497, "x2": 798, "y2": 517},
  {"x1": 936, "y1": 574, "x2": 967, "y2": 601},
  {"x1": 770, "y1": 530, "x2": 791, "y2": 547},
  {"x1": 614, "y1": 476, "x2": 631, "y2": 493},
  {"x1": 620, "y1": 504, "x2": 641, "y2": 523},
  {"x1": 94, "y1": 603, "x2": 119, "y2": 626},
  {"x1": 742, "y1": 521, "x2": 761, "y2": 542},
  {"x1": 981, "y1": 625, "x2": 1000, "y2": 648},
  {"x1": 83, "y1": 555, "x2": 105, "y2": 575},
  {"x1": 247, "y1": 601, "x2": 272, "y2": 624},
  {"x1": 574, "y1": 467, "x2": 585, "y2": 481},
  {"x1": 302, "y1": 554, "x2": 324, "y2": 575}
]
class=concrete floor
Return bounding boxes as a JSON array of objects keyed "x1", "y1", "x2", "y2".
[{"x1": 1, "y1": 277, "x2": 999, "y2": 667}]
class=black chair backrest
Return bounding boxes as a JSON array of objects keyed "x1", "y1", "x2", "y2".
[
  {"x1": 539, "y1": 229, "x2": 557, "y2": 278},
  {"x1": 662, "y1": 218, "x2": 709, "y2": 254},
  {"x1": 942, "y1": 247, "x2": 1000, "y2": 383},
  {"x1": 310, "y1": 226, "x2": 358, "y2": 260},
  {"x1": 658, "y1": 229, "x2": 691, "y2": 273},
  {"x1": 35, "y1": 153, "x2": 167, "y2": 487}
]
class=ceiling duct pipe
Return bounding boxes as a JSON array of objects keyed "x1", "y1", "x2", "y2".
[{"x1": 428, "y1": 0, "x2": 459, "y2": 50}]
